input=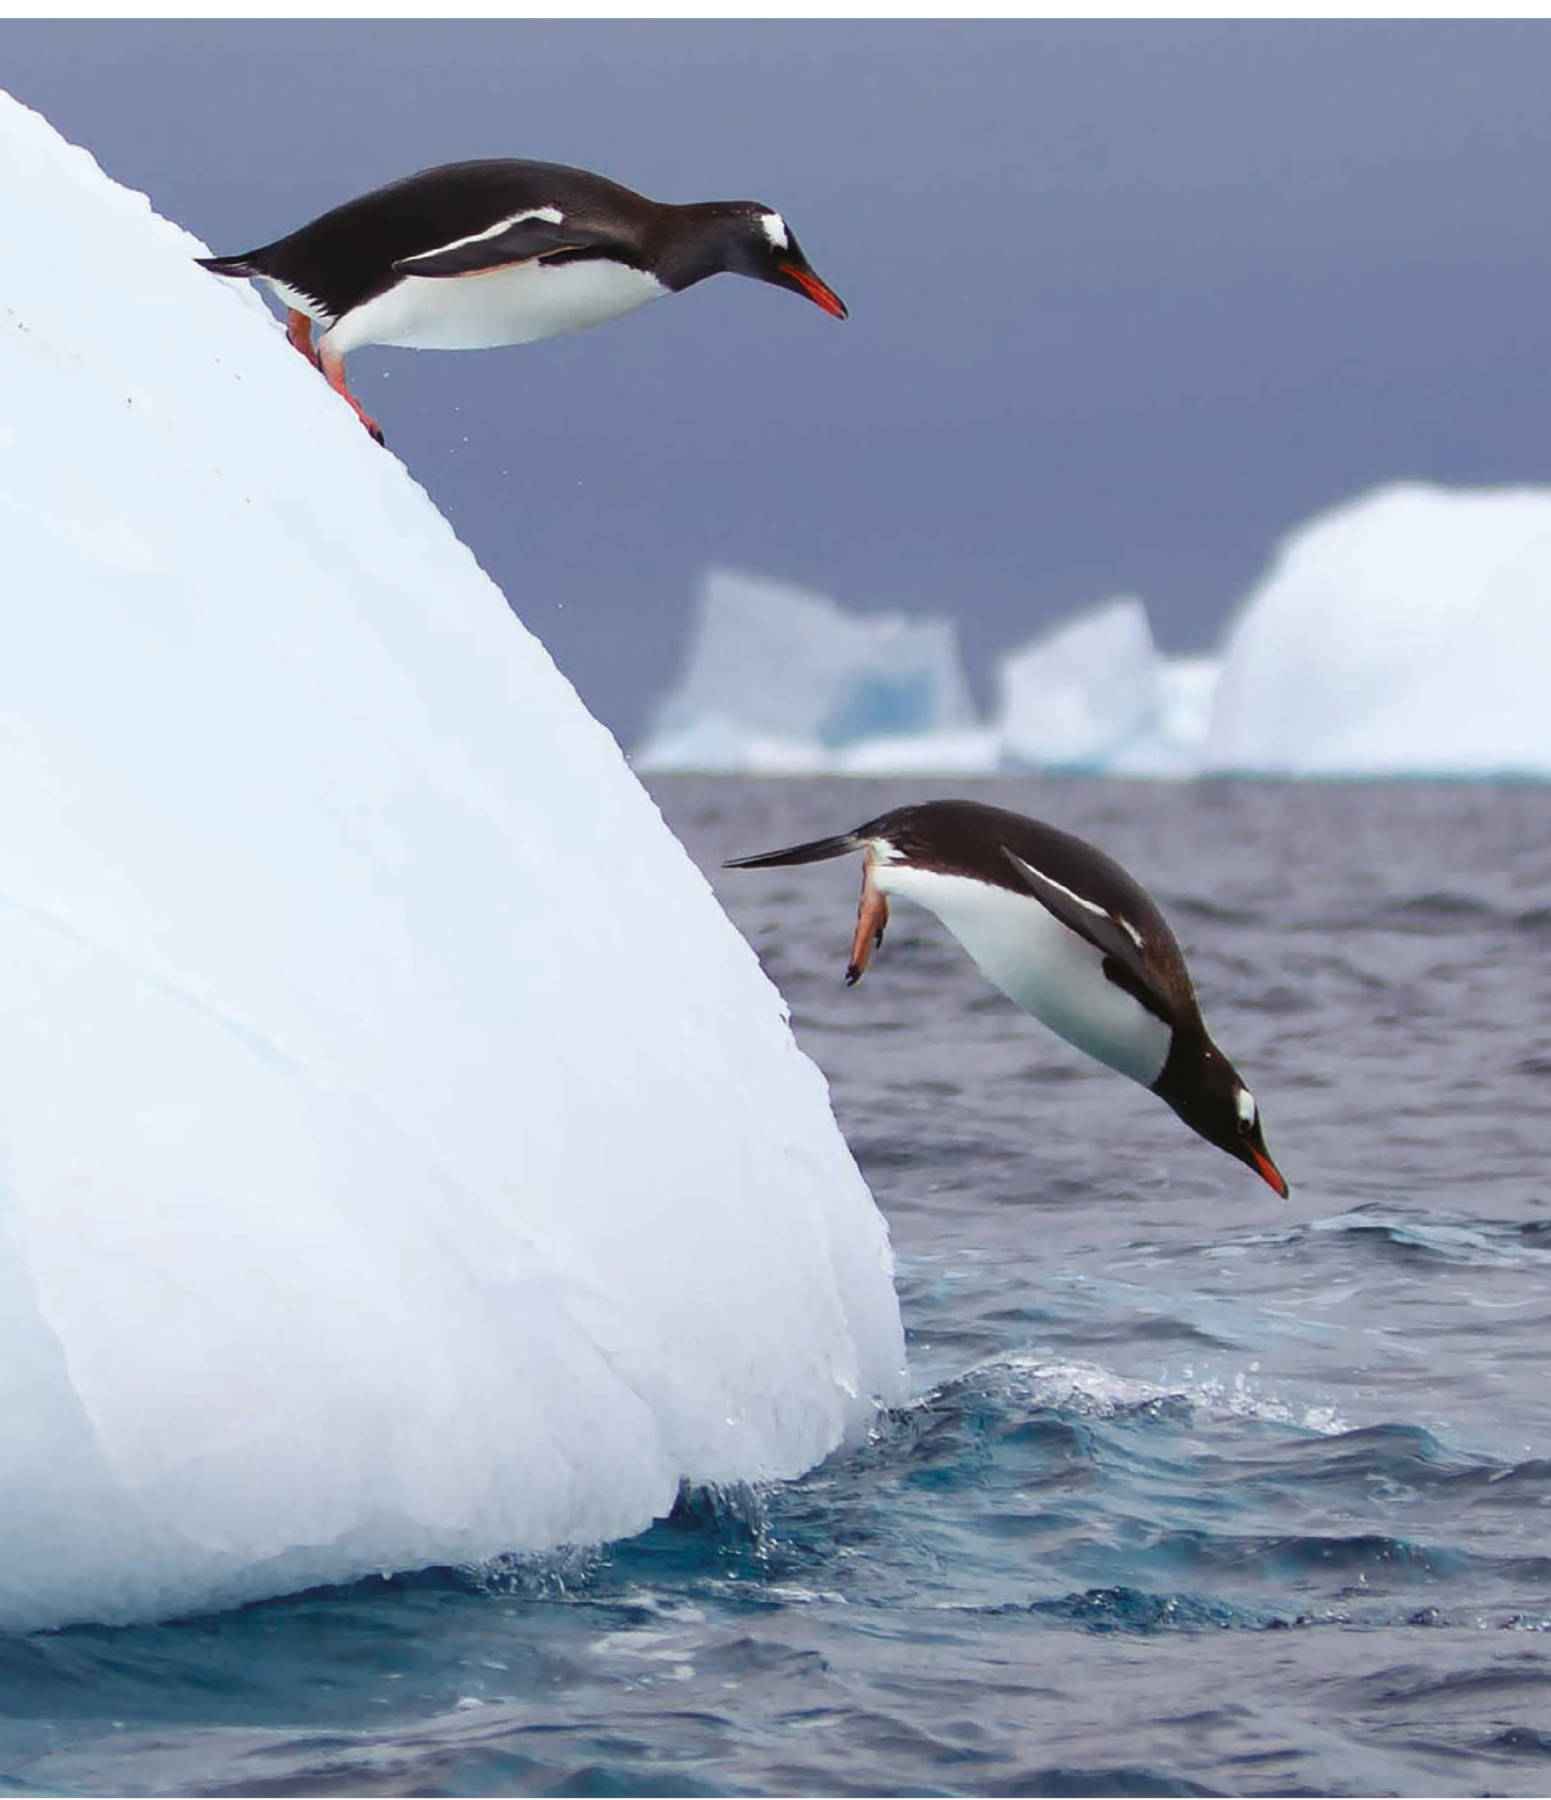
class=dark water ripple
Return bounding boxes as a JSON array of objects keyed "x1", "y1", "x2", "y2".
[{"x1": 4, "y1": 777, "x2": 1551, "y2": 1796}]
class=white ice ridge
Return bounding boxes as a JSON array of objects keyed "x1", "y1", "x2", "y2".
[
  {"x1": 1206, "y1": 482, "x2": 1551, "y2": 776},
  {"x1": 0, "y1": 92, "x2": 905, "y2": 1631}
]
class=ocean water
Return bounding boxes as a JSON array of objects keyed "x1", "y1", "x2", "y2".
[{"x1": 5, "y1": 774, "x2": 1551, "y2": 1798}]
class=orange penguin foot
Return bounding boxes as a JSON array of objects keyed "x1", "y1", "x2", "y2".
[{"x1": 318, "y1": 346, "x2": 384, "y2": 444}]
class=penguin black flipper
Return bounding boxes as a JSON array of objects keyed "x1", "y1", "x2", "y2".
[
  {"x1": 393, "y1": 215, "x2": 630, "y2": 279},
  {"x1": 1000, "y1": 847, "x2": 1173, "y2": 1026}
]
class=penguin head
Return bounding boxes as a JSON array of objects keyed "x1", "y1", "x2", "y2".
[
  {"x1": 673, "y1": 203, "x2": 848, "y2": 317},
  {"x1": 1158, "y1": 1040, "x2": 1288, "y2": 1197}
]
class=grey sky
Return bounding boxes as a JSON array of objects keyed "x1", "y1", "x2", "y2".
[{"x1": 4, "y1": 20, "x2": 1550, "y2": 740}]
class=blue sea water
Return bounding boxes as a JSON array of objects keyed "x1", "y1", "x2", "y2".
[{"x1": 4, "y1": 775, "x2": 1550, "y2": 1798}]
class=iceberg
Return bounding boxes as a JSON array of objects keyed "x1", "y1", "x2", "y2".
[
  {"x1": 635, "y1": 575, "x2": 1216, "y2": 778},
  {"x1": 994, "y1": 597, "x2": 1219, "y2": 776},
  {"x1": 635, "y1": 485, "x2": 1551, "y2": 784},
  {"x1": 1206, "y1": 482, "x2": 1551, "y2": 777},
  {"x1": 634, "y1": 567, "x2": 983, "y2": 773},
  {"x1": 0, "y1": 93, "x2": 904, "y2": 1631}
]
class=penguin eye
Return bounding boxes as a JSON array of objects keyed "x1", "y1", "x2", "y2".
[{"x1": 1235, "y1": 1090, "x2": 1258, "y2": 1135}]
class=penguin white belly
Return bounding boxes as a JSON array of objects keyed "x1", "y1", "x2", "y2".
[
  {"x1": 873, "y1": 863, "x2": 1171, "y2": 1087},
  {"x1": 320, "y1": 258, "x2": 669, "y2": 355}
]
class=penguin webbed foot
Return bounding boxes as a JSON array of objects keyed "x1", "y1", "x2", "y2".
[
  {"x1": 845, "y1": 884, "x2": 888, "y2": 987},
  {"x1": 285, "y1": 308, "x2": 323, "y2": 370},
  {"x1": 318, "y1": 345, "x2": 386, "y2": 444}
]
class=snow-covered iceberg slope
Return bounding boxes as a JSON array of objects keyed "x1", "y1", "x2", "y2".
[
  {"x1": 1206, "y1": 483, "x2": 1551, "y2": 777},
  {"x1": 995, "y1": 598, "x2": 1219, "y2": 776},
  {"x1": 0, "y1": 93, "x2": 904, "y2": 1631},
  {"x1": 634, "y1": 568, "x2": 985, "y2": 773}
]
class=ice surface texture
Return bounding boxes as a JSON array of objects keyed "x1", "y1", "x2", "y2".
[{"x1": 0, "y1": 94, "x2": 904, "y2": 1631}]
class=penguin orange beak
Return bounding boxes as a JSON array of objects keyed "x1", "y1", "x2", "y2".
[
  {"x1": 781, "y1": 263, "x2": 848, "y2": 319},
  {"x1": 1249, "y1": 1146, "x2": 1289, "y2": 1198}
]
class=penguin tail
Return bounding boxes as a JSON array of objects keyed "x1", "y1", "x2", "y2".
[{"x1": 196, "y1": 253, "x2": 261, "y2": 278}]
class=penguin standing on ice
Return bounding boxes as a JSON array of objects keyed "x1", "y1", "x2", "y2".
[
  {"x1": 197, "y1": 158, "x2": 847, "y2": 442},
  {"x1": 726, "y1": 798, "x2": 1288, "y2": 1195}
]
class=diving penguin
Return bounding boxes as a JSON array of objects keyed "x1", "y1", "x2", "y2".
[
  {"x1": 197, "y1": 158, "x2": 847, "y2": 442},
  {"x1": 726, "y1": 798, "x2": 1287, "y2": 1194}
]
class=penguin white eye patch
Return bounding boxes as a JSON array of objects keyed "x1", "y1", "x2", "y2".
[{"x1": 1236, "y1": 1089, "x2": 1258, "y2": 1128}]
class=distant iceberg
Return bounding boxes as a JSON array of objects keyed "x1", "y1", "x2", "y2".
[
  {"x1": 995, "y1": 598, "x2": 1219, "y2": 776},
  {"x1": 0, "y1": 92, "x2": 904, "y2": 1631},
  {"x1": 635, "y1": 575, "x2": 1215, "y2": 777},
  {"x1": 634, "y1": 568, "x2": 982, "y2": 773},
  {"x1": 639, "y1": 483, "x2": 1551, "y2": 782},
  {"x1": 1205, "y1": 482, "x2": 1551, "y2": 777}
]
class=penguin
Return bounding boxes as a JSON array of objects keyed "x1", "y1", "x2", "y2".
[
  {"x1": 197, "y1": 158, "x2": 846, "y2": 441},
  {"x1": 726, "y1": 798, "x2": 1287, "y2": 1194}
]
